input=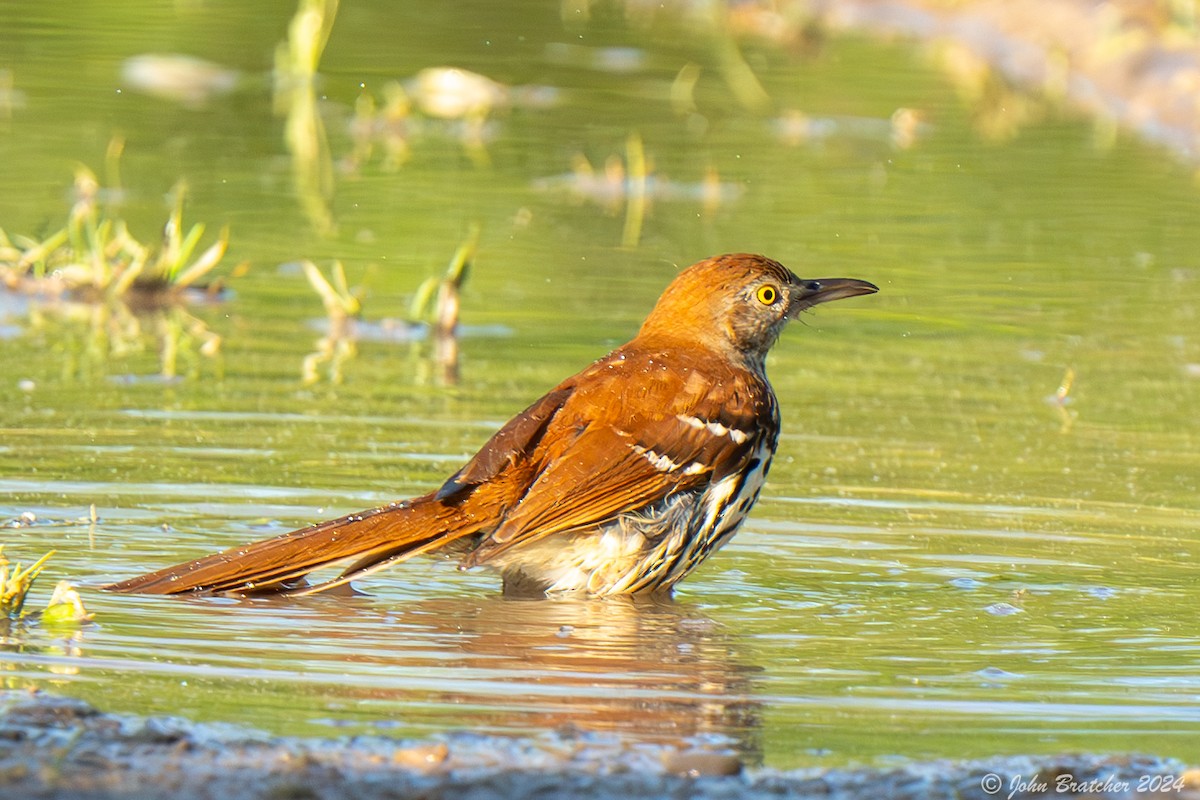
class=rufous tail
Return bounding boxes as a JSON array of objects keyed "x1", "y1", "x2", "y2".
[{"x1": 104, "y1": 493, "x2": 481, "y2": 596}]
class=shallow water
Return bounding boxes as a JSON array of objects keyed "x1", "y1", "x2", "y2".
[{"x1": 2, "y1": 0, "x2": 1199, "y2": 770}]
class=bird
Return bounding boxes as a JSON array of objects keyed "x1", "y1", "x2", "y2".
[{"x1": 105, "y1": 254, "x2": 877, "y2": 598}]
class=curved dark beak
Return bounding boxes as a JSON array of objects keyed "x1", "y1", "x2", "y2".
[{"x1": 790, "y1": 277, "x2": 878, "y2": 315}]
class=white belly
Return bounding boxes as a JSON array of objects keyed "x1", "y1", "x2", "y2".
[{"x1": 488, "y1": 437, "x2": 774, "y2": 596}]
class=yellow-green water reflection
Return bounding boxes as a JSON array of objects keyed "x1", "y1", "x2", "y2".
[{"x1": 1, "y1": 0, "x2": 1198, "y2": 769}]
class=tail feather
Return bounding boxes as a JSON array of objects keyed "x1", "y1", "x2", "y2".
[{"x1": 104, "y1": 493, "x2": 481, "y2": 595}]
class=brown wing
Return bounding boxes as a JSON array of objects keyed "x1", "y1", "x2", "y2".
[
  {"x1": 108, "y1": 385, "x2": 579, "y2": 596},
  {"x1": 435, "y1": 386, "x2": 574, "y2": 503},
  {"x1": 463, "y1": 351, "x2": 767, "y2": 566}
]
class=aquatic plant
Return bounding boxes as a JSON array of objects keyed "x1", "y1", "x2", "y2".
[
  {"x1": 301, "y1": 226, "x2": 479, "y2": 385},
  {"x1": 304, "y1": 259, "x2": 361, "y2": 321},
  {"x1": 274, "y1": 0, "x2": 338, "y2": 85},
  {"x1": 0, "y1": 162, "x2": 231, "y2": 380},
  {"x1": 0, "y1": 168, "x2": 229, "y2": 305},
  {"x1": 301, "y1": 260, "x2": 360, "y2": 385},
  {"x1": 0, "y1": 547, "x2": 54, "y2": 621},
  {"x1": 40, "y1": 581, "x2": 92, "y2": 628},
  {"x1": 407, "y1": 223, "x2": 477, "y2": 334},
  {"x1": 0, "y1": 546, "x2": 90, "y2": 628},
  {"x1": 275, "y1": 0, "x2": 339, "y2": 234}
]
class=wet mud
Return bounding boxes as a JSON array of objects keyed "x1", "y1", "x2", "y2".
[{"x1": 1, "y1": 692, "x2": 1195, "y2": 800}]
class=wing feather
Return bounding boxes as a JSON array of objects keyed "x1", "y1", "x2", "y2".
[
  {"x1": 435, "y1": 386, "x2": 574, "y2": 502},
  {"x1": 464, "y1": 355, "x2": 767, "y2": 566}
]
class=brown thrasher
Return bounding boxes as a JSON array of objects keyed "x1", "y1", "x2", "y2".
[{"x1": 106, "y1": 254, "x2": 877, "y2": 597}]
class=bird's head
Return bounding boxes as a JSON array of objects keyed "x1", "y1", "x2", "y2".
[{"x1": 638, "y1": 253, "x2": 878, "y2": 369}]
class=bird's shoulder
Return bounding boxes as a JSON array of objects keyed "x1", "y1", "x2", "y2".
[{"x1": 561, "y1": 343, "x2": 774, "y2": 430}]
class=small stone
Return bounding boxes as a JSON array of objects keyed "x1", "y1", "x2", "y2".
[
  {"x1": 984, "y1": 602, "x2": 1023, "y2": 616},
  {"x1": 392, "y1": 741, "x2": 449, "y2": 770},
  {"x1": 662, "y1": 749, "x2": 742, "y2": 777}
]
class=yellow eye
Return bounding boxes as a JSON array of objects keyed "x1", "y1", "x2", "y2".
[{"x1": 755, "y1": 284, "x2": 779, "y2": 305}]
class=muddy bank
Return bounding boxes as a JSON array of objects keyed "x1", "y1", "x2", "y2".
[
  {"x1": 1, "y1": 691, "x2": 1195, "y2": 800},
  {"x1": 807, "y1": 0, "x2": 1200, "y2": 162}
]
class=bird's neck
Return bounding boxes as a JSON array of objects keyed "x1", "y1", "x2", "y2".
[{"x1": 621, "y1": 331, "x2": 773, "y2": 392}]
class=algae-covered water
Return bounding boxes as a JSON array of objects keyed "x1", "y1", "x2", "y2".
[{"x1": 1, "y1": 0, "x2": 1198, "y2": 770}]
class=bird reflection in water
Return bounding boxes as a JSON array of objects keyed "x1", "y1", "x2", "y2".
[{"x1": 276, "y1": 592, "x2": 763, "y2": 764}]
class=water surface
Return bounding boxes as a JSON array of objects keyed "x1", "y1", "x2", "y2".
[{"x1": 1, "y1": 0, "x2": 1198, "y2": 769}]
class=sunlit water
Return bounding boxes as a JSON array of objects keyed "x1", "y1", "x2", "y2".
[{"x1": 2, "y1": 0, "x2": 1199, "y2": 770}]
